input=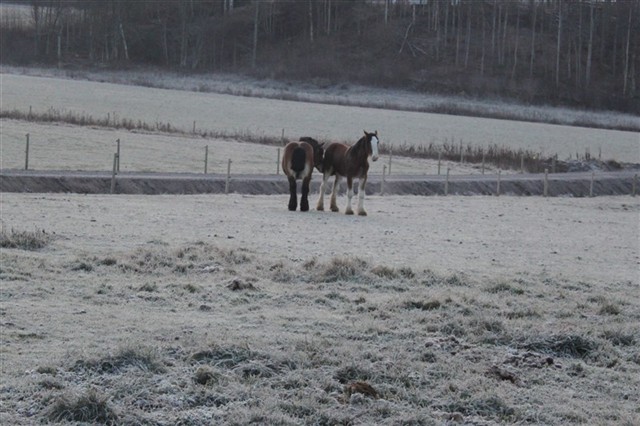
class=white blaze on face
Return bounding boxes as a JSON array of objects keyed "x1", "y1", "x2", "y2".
[{"x1": 370, "y1": 136, "x2": 379, "y2": 161}]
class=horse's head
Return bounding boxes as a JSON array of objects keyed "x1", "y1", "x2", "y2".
[
  {"x1": 299, "y1": 137, "x2": 325, "y2": 172},
  {"x1": 363, "y1": 130, "x2": 380, "y2": 162}
]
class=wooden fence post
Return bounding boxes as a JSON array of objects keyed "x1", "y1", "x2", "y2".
[
  {"x1": 543, "y1": 168, "x2": 549, "y2": 197},
  {"x1": 388, "y1": 148, "x2": 392, "y2": 176},
  {"x1": 437, "y1": 151, "x2": 442, "y2": 175},
  {"x1": 276, "y1": 148, "x2": 280, "y2": 175},
  {"x1": 481, "y1": 150, "x2": 485, "y2": 175},
  {"x1": 520, "y1": 154, "x2": 524, "y2": 173},
  {"x1": 204, "y1": 145, "x2": 209, "y2": 174},
  {"x1": 381, "y1": 164, "x2": 386, "y2": 195},
  {"x1": 589, "y1": 171, "x2": 595, "y2": 197},
  {"x1": 632, "y1": 174, "x2": 638, "y2": 197},
  {"x1": 116, "y1": 139, "x2": 120, "y2": 172},
  {"x1": 225, "y1": 159, "x2": 232, "y2": 194},
  {"x1": 445, "y1": 168, "x2": 450, "y2": 196},
  {"x1": 25, "y1": 133, "x2": 30, "y2": 170},
  {"x1": 110, "y1": 153, "x2": 119, "y2": 194},
  {"x1": 496, "y1": 170, "x2": 501, "y2": 196}
]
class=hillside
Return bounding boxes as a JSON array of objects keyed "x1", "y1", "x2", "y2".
[{"x1": 1, "y1": 0, "x2": 638, "y2": 112}]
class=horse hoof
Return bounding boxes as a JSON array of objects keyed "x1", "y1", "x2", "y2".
[
  {"x1": 331, "y1": 207, "x2": 340, "y2": 212},
  {"x1": 300, "y1": 205, "x2": 309, "y2": 212},
  {"x1": 357, "y1": 210, "x2": 367, "y2": 216},
  {"x1": 345, "y1": 209, "x2": 354, "y2": 215}
]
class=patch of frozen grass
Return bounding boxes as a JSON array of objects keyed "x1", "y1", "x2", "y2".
[{"x1": 0, "y1": 227, "x2": 51, "y2": 250}]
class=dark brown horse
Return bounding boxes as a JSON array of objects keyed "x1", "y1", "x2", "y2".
[
  {"x1": 316, "y1": 130, "x2": 380, "y2": 216},
  {"x1": 282, "y1": 137, "x2": 324, "y2": 211}
]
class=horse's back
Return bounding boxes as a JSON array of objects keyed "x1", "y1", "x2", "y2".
[{"x1": 322, "y1": 142, "x2": 349, "y2": 176}]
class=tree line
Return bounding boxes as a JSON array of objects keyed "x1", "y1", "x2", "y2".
[{"x1": 1, "y1": 0, "x2": 638, "y2": 112}]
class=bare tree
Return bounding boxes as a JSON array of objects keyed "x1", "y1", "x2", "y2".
[
  {"x1": 252, "y1": 0, "x2": 259, "y2": 68},
  {"x1": 585, "y1": 1, "x2": 595, "y2": 86},
  {"x1": 622, "y1": 1, "x2": 633, "y2": 96},
  {"x1": 529, "y1": 0, "x2": 537, "y2": 78},
  {"x1": 556, "y1": 0, "x2": 562, "y2": 87},
  {"x1": 511, "y1": 4, "x2": 520, "y2": 80}
]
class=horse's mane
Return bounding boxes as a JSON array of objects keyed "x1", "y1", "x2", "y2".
[
  {"x1": 299, "y1": 137, "x2": 322, "y2": 150},
  {"x1": 350, "y1": 135, "x2": 370, "y2": 156}
]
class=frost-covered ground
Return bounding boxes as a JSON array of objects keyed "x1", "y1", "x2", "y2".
[
  {"x1": 5, "y1": 65, "x2": 640, "y2": 132},
  {"x1": 1, "y1": 67, "x2": 639, "y2": 425},
  {"x1": 2, "y1": 71, "x2": 639, "y2": 164},
  {"x1": 0, "y1": 119, "x2": 499, "y2": 176},
  {"x1": 1, "y1": 193, "x2": 639, "y2": 425}
]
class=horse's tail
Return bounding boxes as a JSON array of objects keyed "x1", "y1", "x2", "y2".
[{"x1": 291, "y1": 146, "x2": 307, "y2": 176}]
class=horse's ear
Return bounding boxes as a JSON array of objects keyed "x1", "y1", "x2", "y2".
[
  {"x1": 375, "y1": 130, "x2": 378, "y2": 136},
  {"x1": 363, "y1": 130, "x2": 368, "y2": 136}
]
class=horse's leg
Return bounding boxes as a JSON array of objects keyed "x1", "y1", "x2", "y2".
[
  {"x1": 345, "y1": 177, "x2": 354, "y2": 215},
  {"x1": 356, "y1": 175, "x2": 367, "y2": 216},
  {"x1": 287, "y1": 176, "x2": 298, "y2": 211},
  {"x1": 300, "y1": 174, "x2": 310, "y2": 212},
  {"x1": 330, "y1": 175, "x2": 341, "y2": 212},
  {"x1": 316, "y1": 173, "x2": 328, "y2": 211}
]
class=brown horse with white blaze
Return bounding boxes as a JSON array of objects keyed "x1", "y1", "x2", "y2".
[
  {"x1": 282, "y1": 137, "x2": 324, "y2": 211},
  {"x1": 317, "y1": 130, "x2": 380, "y2": 216}
]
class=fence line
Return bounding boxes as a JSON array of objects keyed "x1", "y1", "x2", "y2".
[
  {"x1": 11, "y1": 131, "x2": 637, "y2": 198},
  {"x1": 110, "y1": 153, "x2": 118, "y2": 194},
  {"x1": 24, "y1": 133, "x2": 30, "y2": 170},
  {"x1": 225, "y1": 159, "x2": 232, "y2": 194},
  {"x1": 204, "y1": 145, "x2": 209, "y2": 174},
  {"x1": 544, "y1": 169, "x2": 549, "y2": 197}
]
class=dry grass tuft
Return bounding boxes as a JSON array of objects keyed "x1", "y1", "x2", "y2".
[
  {"x1": 89, "y1": 243, "x2": 254, "y2": 275},
  {"x1": 405, "y1": 299, "x2": 442, "y2": 311},
  {"x1": 600, "y1": 329, "x2": 637, "y2": 347},
  {"x1": 190, "y1": 344, "x2": 255, "y2": 368},
  {"x1": 47, "y1": 389, "x2": 118, "y2": 425},
  {"x1": 316, "y1": 257, "x2": 370, "y2": 283},
  {"x1": 193, "y1": 366, "x2": 220, "y2": 385},
  {"x1": 486, "y1": 281, "x2": 525, "y2": 295},
  {"x1": 334, "y1": 365, "x2": 374, "y2": 384},
  {"x1": 0, "y1": 228, "x2": 51, "y2": 250},
  {"x1": 227, "y1": 278, "x2": 257, "y2": 291},
  {"x1": 519, "y1": 334, "x2": 600, "y2": 359},
  {"x1": 72, "y1": 346, "x2": 165, "y2": 374}
]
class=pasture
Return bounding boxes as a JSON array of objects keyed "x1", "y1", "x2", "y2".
[
  {"x1": 1, "y1": 70, "x2": 639, "y2": 424},
  {"x1": 2, "y1": 73, "x2": 639, "y2": 167},
  {"x1": 1, "y1": 193, "x2": 639, "y2": 425}
]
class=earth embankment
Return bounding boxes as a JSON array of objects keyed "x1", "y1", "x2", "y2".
[{"x1": 1, "y1": 170, "x2": 637, "y2": 197}]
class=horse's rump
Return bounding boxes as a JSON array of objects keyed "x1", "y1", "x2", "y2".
[
  {"x1": 283, "y1": 141, "x2": 314, "y2": 180},
  {"x1": 283, "y1": 139, "x2": 319, "y2": 212},
  {"x1": 291, "y1": 146, "x2": 307, "y2": 174}
]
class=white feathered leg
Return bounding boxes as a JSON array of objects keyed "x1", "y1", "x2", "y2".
[
  {"x1": 356, "y1": 179, "x2": 367, "y2": 216},
  {"x1": 316, "y1": 173, "x2": 328, "y2": 211},
  {"x1": 345, "y1": 177, "x2": 354, "y2": 215}
]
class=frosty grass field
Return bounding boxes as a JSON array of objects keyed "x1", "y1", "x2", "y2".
[{"x1": 1, "y1": 71, "x2": 639, "y2": 425}]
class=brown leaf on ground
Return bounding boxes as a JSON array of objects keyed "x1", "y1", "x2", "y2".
[{"x1": 344, "y1": 381, "x2": 379, "y2": 399}]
